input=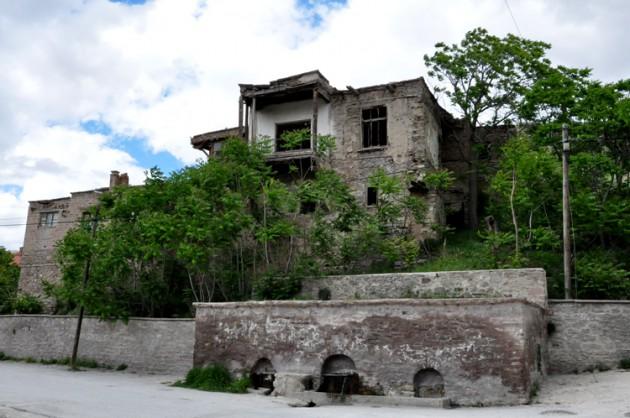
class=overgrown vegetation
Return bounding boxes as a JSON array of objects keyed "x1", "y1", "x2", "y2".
[
  {"x1": 50, "y1": 135, "x2": 434, "y2": 319},
  {"x1": 174, "y1": 365, "x2": 250, "y2": 393},
  {"x1": 0, "y1": 247, "x2": 20, "y2": 313},
  {"x1": 44, "y1": 27, "x2": 629, "y2": 317},
  {"x1": 423, "y1": 27, "x2": 629, "y2": 300},
  {"x1": 0, "y1": 248, "x2": 43, "y2": 314}
]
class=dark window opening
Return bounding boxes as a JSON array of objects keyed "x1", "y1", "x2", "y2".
[
  {"x1": 362, "y1": 106, "x2": 387, "y2": 148},
  {"x1": 38, "y1": 211, "x2": 57, "y2": 227},
  {"x1": 318, "y1": 287, "x2": 331, "y2": 300},
  {"x1": 250, "y1": 358, "x2": 276, "y2": 393},
  {"x1": 276, "y1": 120, "x2": 311, "y2": 151},
  {"x1": 413, "y1": 368, "x2": 445, "y2": 398},
  {"x1": 367, "y1": 187, "x2": 378, "y2": 206},
  {"x1": 409, "y1": 181, "x2": 429, "y2": 196},
  {"x1": 300, "y1": 200, "x2": 316, "y2": 214},
  {"x1": 317, "y1": 355, "x2": 360, "y2": 395}
]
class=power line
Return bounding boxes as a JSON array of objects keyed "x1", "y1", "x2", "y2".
[{"x1": 504, "y1": 0, "x2": 522, "y2": 36}]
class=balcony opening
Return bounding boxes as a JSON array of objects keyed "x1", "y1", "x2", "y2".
[{"x1": 275, "y1": 121, "x2": 311, "y2": 151}]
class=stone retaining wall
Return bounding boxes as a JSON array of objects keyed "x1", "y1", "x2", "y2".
[
  {"x1": 547, "y1": 300, "x2": 630, "y2": 373},
  {"x1": 0, "y1": 315, "x2": 193, "y2": 375},
  {"x1": 194, "y1": 298, "x2": 545, "y2": 406},
  {"x1": 300, "y1": 269, "x2": 547, "y2": 307}
]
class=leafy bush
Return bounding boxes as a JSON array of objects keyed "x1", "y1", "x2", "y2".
[
  {"x1": 253, "y1": 273, "x2": 301, "y2": 300},
  {"x1": 0, "y1": 247, "x2": 20, "y2": 314},
  {"x1": 175, "y1": 365, "x2": 250, "y2": 393},
  {"x1": 619, "y1": 358, "x2": 630, "y2": 369},
  {"x1": 575, "y1": 251, "x2": 629, "y2": 300},
  {"x1": 13, "y1": 294, "x2": 43, "y2": 314}
]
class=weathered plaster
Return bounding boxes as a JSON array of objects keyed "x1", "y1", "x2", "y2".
[{"x1": 194, "y1": 298, "x2": 544, "y2": 406}]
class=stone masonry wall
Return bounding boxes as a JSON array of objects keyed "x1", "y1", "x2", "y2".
[
  {"x1": 194, "y1": 298, "x2": 545, "y2": 406},
  {"x1": 18, "y1": 190, "x2": 102, "y2": 300},
  {"x1": 329, "y1": 78, "x2": 444, "y2": 237},
  {"x1": 300, "y1": 268, "x2": 547, "y2": 308},
  {"x1": 0, "y1": 315, "x2": 193, "y2": 375},
  {"x1": 547, "y1": 300, "x2": 630, "y2": 373}
]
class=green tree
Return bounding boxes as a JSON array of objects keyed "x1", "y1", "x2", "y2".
[
  {"x1": 52, "y1": 137, "x2": 387, "y2": 316},
  {"x1": 488, "y1": 135, "x2": 561, "y2": 263},
  {"x1": 424, "y1": 27, "x2": 554, "y2": 229},
  {"x1": 0, "y1": 247, "x2": 20, "y2": 313}
]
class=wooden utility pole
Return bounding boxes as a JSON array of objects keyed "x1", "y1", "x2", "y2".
[
  {"x1": 562, "y1": 124, "x2": 572, "y2": 299},
  {"x1": 70, "y1": 212, "x2": 98, "y2": 370}
]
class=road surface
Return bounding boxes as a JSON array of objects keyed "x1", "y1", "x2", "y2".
[{"x1": 1, "y1": 362, "x2": 629, "y2": 418}]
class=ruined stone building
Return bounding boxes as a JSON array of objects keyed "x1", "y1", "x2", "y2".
[
  {"x1": 191, "y1": 70, "x2": 458, "y2": 236},
  {"x1": 17, "y1": 71, "x2": 476, "y2": 303},
  {"x1": 17, "y1": 171, "x2": 129, "y2": 303}
]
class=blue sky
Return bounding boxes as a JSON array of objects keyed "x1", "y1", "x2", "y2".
[{"x1": 81, "y1": 119, "x2": 184, "y2": 175}]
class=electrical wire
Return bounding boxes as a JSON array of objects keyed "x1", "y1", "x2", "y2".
[{"x1": 504, "y1": 0, "x2": 522, "y2": 36}]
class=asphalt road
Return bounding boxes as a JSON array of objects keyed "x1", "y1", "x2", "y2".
[{"x1": 1, "y1": 362, "x2": 629, "y2": 418}]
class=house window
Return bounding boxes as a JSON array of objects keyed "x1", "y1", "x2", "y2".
[
  {"x1": 362, "y1": 106, "x2": 387, "y2": 148},
  {"x1": 275, "y1": 120, "x2": 311, "y2": 151},
  {"x1": 38, "y1": 212, "x2": 57, "y2": 227},
  {"x1": 367, "y1": 187, "x2": 378, "y2": 206}
]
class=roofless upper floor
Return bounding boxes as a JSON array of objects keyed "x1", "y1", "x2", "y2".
[{"x1": 190, "y1": 70, "x2": 445, "y2": 167}]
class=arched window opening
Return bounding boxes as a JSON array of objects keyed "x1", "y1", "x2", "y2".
[
  {"x1": 250, "y1": 358, "x2": 276, "y2": 392},
  {"x1": 413, "y1": 368, "x2": 445, "y2": 398},
  {"x1": 317, "y1": 354, "x2": 360, "y2": 395}
]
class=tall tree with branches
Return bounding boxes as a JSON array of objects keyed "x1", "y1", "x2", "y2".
[{"x1": 424, "y1": 27, "x2": 554, "y2": 228}]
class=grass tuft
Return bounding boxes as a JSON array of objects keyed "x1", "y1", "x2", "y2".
[{"x1": 174, "y1": 364, "x2": 250, "y2": 393}]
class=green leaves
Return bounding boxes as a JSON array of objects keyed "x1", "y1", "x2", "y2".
[
  {"x1": 0, "y1": 247, "x2": 20, "y2": 313},
  {"x1": 424, "y1": 27, "x2": 552, "y2": 126}
]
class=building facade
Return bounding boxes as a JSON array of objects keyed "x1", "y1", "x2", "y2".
[
  {"x1": 17, "y1": 171, "x2": 129, "y2": 305},
  {"x1": 191, "y1": 71, "x2": 451, "y2": 236}
]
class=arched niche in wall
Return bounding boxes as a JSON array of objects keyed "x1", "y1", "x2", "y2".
[
  {"x1": 413, "y1": 368, "x2": 445, "y2": 398},
  {"x1": 250, "y1": 358, "x2": 276, "y2": 392},
  {"x1": 317, "y1": 354, "x2": 360, "y2": 395}
]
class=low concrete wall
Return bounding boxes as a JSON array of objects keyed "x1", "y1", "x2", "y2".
[
  {"x1": 0, "y1": 315, "x2": 193, "y2": 375},
  {"x1": 194, "y1": 298, "x2": 545, "y2": 406},
  {"x1": 300, "y1": 269, "x2": 547, "y2": 308},
  {"x1": 548, "y1": 300, "x2": 630, "y2": 373}
]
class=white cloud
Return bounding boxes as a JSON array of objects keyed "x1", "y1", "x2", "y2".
[{"x1": 0, "y1": 0, "x2": 628, "y2": 249}]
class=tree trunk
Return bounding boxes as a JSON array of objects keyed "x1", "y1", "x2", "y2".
[
  {"x1": 510, "y1": 167, "x2": 519, "y2": 256},
  {"x1": 468, "y1": 126, "x2": 479, "y2": 230}
]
